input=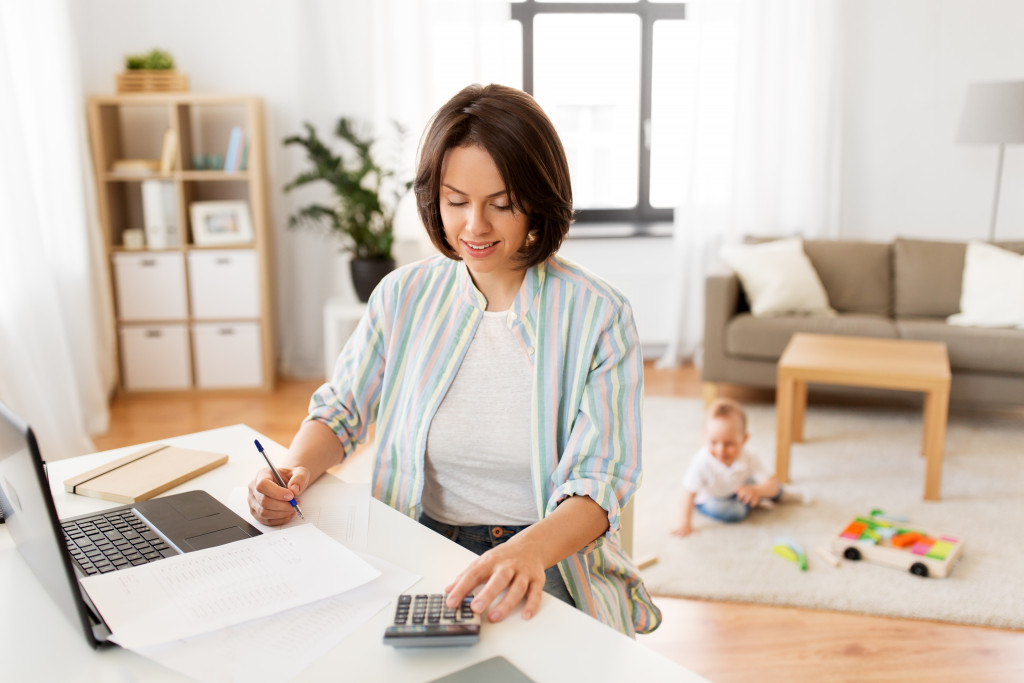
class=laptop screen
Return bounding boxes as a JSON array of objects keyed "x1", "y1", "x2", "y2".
[{"x1": 0, "y1": 401, "x2": 102, "y2": 647}]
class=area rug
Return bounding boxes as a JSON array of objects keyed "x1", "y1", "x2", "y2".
[{"x1": 633, "y1": 397, "x2": 1024, "y2": 629}]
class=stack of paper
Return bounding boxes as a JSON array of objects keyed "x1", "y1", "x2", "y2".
[{"x1": 81, "y1": 478, "x2": 419, "y2": 683}]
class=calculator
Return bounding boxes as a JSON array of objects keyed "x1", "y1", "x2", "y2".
[{"x1": 382, "y1": 593, "x2": 481, "y2": 647}]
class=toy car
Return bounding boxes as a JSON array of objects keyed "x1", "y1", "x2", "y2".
[{"x1": 831, "y1": 513, "x2": 965, "y2": 578}]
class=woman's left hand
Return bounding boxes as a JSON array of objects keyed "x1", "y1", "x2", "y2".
[{"x1": 444, "y1": 539, "x2": 547, "y2": 623}]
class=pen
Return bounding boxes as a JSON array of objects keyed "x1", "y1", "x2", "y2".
[{"x1": 254, "y1": 439, "x2": 304, "y2": 519}]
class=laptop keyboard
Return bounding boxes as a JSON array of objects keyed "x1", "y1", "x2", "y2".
[{"x1": 62, "y1": 510, "x2": 177, "y2": 575}]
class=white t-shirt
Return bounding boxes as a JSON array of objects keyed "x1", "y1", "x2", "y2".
[
  {"x1": 421, "y1": 310, "x2": 537, "y2": 526},
  {"x1": 681, "y1": 447, "x2": 771, "y2": 504}
]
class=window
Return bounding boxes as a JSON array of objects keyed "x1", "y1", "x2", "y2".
[{"x1": 510, "y1": 0, "x2": 686, "y2": 227}]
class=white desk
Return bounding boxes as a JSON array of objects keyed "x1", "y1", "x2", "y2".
[{"x1": 0, "y1": 424, "x2": 700, "y2": 682}]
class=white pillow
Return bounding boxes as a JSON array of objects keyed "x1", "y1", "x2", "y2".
[
  {"x1": 947, "y1": 241, "x2": 1024, "y2": 328},
  {"x1": 719, "y1": 238, "x2": 834, "y2": 317}
]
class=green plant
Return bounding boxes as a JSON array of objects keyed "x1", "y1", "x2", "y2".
[
  {"x1": 124, "y1": 48, "x2": 176, "y2": 70},
  {"x1": 283, "y1": 118, "x2": 412, "y2": 261}
]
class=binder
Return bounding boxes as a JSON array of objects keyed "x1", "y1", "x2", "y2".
[
  {"x1": 63, "y1": 444, "x2": 228, "y2": 504},
  {"x1": 141, "y1": 179, "x2": 180, "y2": 248}
]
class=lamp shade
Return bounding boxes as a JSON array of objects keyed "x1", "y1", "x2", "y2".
[{"x1": 956, "y1": 80, "x2": 1024, "y2": 145}]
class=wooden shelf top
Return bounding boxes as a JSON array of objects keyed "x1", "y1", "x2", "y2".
[{"x1": 88, "y1": 92, "x2": 260, "y2": 106}]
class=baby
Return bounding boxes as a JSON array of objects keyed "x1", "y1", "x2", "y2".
[{"x1": 672, "y1": 398, "x2": 807, "y2": 537}]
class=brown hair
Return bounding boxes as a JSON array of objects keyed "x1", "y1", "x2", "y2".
[
  {"x1": 707, "y1": 398, "x2": 748, "y2": 435},
  {"x1": 414, "y1": 84, "x2": 574, "y2": 268}
]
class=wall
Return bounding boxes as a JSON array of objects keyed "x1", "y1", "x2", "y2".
[
  {"x1": 841, "y1": 0, "x2": 1024, "y2": 242},
  {"x1": 69, "y1": 0, "x2": 1024, "y2": 377}
]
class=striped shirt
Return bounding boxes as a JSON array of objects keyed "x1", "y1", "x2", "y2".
[{"x1": 308, "y1": 253, "x2": 662, "y2": 636}]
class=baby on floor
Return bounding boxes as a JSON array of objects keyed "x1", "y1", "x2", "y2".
[{"x1": 672, "y1": 398, "x2": 809, "y2": 537}]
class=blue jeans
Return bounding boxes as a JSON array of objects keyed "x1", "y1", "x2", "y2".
[
  {"x1": 696, "y1": 485, "x2": 784, "y2": 523},
  {"x1": 418, "y1": 512, "x2": 576, "y2": 607},
  {"x1": 696, "y1": 496, "x2": 752, "y2": 523}
]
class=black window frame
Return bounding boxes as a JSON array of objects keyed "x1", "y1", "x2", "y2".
[{"x1": 510, "y1": 0, "x2": 686, "y2": 226}]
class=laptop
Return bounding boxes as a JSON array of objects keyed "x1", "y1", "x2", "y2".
[{"x1": 0, "y1": 400, "x2": 262, "y2": 648}]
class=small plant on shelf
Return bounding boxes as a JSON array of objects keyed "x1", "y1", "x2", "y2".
[
  {"x1": 124, "y1": 48, "x2": 176, "y2": 70},
  {"x1": 282, "y1": 118, "x2": 412, "y2": 300},
  {"x1": 117, "y1": 49, "x2": 187, "y2": 92}
]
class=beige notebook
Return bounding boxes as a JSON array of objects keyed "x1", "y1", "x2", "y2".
[{"x1": 63, "y1": 444, "x2": 228, "y2": 504}]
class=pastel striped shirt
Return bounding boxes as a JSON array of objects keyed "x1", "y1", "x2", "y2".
[{"x1": 308, "y1": 253, "x2": 662, "y2": 636}]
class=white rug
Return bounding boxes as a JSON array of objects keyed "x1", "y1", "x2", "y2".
[{"x1": 634, "y1": 397, "x2": 1024, "y2": 629}]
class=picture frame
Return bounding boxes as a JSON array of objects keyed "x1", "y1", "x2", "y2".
[{"x1": 189, "y1": 200, "x2": 254, "y2": 246}]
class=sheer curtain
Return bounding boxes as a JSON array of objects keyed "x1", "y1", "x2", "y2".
[
  {"x1": 0, "y1": 0, "x2": 115, "y2": 459},
  {"x1": 658, "y1": 0, "x2": 843, "y2": 368}
]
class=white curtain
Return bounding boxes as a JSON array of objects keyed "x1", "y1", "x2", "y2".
[
  {"x1": 0, "y1": 0, "x2": 115, "y2": 459},
  {"x1": 658, "y1": 0, "x2": 843, "y2": 368}
]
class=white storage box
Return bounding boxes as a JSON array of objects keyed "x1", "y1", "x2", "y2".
[
  {"x1": 119, "y1": 325, "x2": 191, "y2": 390},
  {"x1": 187, "y1": 250, "x2": 259, "y2": 319},
  {"x1": 113, "y1": 252, "x2": 188, "y2": 321},
  {"x1": 191, "y1": 322, "x2": 264, "y2": 388}
]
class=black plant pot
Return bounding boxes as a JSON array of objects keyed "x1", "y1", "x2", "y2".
[{"x1": 350, "y1": 257, "x2": 395, "y2": 302}]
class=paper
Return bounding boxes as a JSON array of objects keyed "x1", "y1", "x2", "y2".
[
  {"x1": 82, "y1": 525, "x2": 380, "y2": 649},
  {"x1": 229, "y1": 476, "x2": 370, "y2": 551},
  {"x1": 133, "y1": 552, "x2": 421, "y2": 683}
]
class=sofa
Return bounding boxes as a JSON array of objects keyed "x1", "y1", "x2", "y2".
[{"x1": 702, "y1": 237, "x2": 1024, "y2": 409}]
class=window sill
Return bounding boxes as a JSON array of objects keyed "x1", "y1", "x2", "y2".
[{"x1": 568, "y1": 221, "x2": 674, "y2": 240}]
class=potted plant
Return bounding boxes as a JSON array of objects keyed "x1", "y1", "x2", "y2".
[
  {"x1": 117, "y1": 48, "x2": 188, "y2": 92},
  {"x1": 283, "y1": 118, "x2": 412, "y2": 301}
]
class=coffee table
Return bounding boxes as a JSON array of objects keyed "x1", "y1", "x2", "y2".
[{"x1": 775, "y1": 333, "x2": 951, "y2": 501}]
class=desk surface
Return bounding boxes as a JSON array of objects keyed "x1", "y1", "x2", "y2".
[{"x1": 0, "y1": 424, "x2": 700, "y2": 682}]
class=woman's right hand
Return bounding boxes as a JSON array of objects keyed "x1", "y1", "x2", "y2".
[{"x1": 247, "y1": 465, "x2": 311, "y2": 525}]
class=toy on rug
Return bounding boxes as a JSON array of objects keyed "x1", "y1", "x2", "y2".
[
  {"x1": 831, "y1": 511, "x2": 965, "y2": 578},
  {"x1": 772, "y1": 536, "x2": 807, "y2": 571}
]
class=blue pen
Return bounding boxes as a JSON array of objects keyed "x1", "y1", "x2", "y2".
[{"x1": 254, "y1": 439, "x2": 304, "y2": 519}]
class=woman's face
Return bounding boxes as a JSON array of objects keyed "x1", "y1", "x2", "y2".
[{"x1": 439, "y1": 145, "x2": 530, "y2": 280}]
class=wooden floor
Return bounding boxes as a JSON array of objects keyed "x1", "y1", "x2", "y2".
[{"x1": 93, "y1": 363, "x2": 1024, "y2": 682}]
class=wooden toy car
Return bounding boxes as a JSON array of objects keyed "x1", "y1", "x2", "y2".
[{"x1": 831, "y1": 513, "x2": 965, "y2": 578}]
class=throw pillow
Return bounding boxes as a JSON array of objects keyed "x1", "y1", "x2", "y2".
[
  {"x1": 719, "y1": 238, "x2": 834, "y2": 317},
  {"x1": 947, "y1": 241, "x2": 1024, "y2": 328}
]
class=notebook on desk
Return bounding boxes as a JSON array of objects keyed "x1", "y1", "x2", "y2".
[{"x1": 0, "y1": 400, "x2": 262, "y2": 648}]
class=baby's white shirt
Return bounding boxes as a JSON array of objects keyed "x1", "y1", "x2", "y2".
[{"x1": 681, "y1": 447, "x2": 771, "y2": 504}]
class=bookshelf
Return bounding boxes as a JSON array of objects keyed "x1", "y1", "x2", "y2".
[{"x1": 86, "y1": 93, "x2": 275, "y2": 393}]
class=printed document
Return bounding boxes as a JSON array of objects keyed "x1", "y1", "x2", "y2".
[
  {"x1": 81, "y1": 524, "x2": 380, "y2": 649},
  {"x1": 133, "y1": 552, "x2": 420, "y2": 683}
]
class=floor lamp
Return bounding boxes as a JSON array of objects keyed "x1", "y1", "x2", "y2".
[{"x1": 956, "y1": 81, "x2": 1024, "y2": 241}]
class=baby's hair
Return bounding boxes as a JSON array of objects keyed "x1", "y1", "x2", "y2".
[{"x1": 706, "y1": 398, "x2": 748, "y2": 435}]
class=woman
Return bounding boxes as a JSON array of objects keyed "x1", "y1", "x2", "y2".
[{"x1": 249, "y1": 84, "x2": 661, "y2": 636}]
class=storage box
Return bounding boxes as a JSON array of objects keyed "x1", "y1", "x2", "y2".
[
  {"x1": 119, "y1": 325, "x2": 191, "y2": 390},
  {"x1": 187, "y1": 250, "x2": 260, "y2": 319},
  {"x1": 113, "y1": 252, "x2": 188, "y2": 321},
  {"x1": 191, "y1": 322, "x2": 263, "y2": 388}
]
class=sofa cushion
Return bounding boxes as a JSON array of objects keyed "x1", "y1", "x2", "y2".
[
  {"x1": 720, "y1": 238, "x2": 834, "y2": 316},
  {"x1": 948, "y1": 242, "x2": 1024, "y2": 328},
  {"x1": 803, "y1": 240, "x2": 892, "y2": 316},
  {"x1": 893, "y1": 238, "x2": 967, "y2": 318},
  {"x1": 897, "y1": 318, "x2": 1024, "y2": 375},
  {"x1": 724, "y1": 313, "x2": 900, "y2": 361}
]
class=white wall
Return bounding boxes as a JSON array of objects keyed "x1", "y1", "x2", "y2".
[
  {"x1": 68, "y1": 0, "x2": 1024, "y2": 376},
  {"x1": 840, "y1": 0, "x2": 1024, "y2": 242}
]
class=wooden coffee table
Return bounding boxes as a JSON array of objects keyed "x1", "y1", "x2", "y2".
[{"x1": 775, "y1": 333, "x2": 951, "y2": 500}]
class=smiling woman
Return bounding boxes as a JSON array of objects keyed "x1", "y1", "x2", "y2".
[
  {"x1": 438, "y1": 145, "x2": 531, "y2": 310},
  {"x1": 249, "y1": 83, "x2": 661, "y2": 637}
]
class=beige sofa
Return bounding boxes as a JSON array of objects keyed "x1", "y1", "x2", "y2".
[{"x1": 702, "y1": 237, "x2": 1024, "y2": 408}]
